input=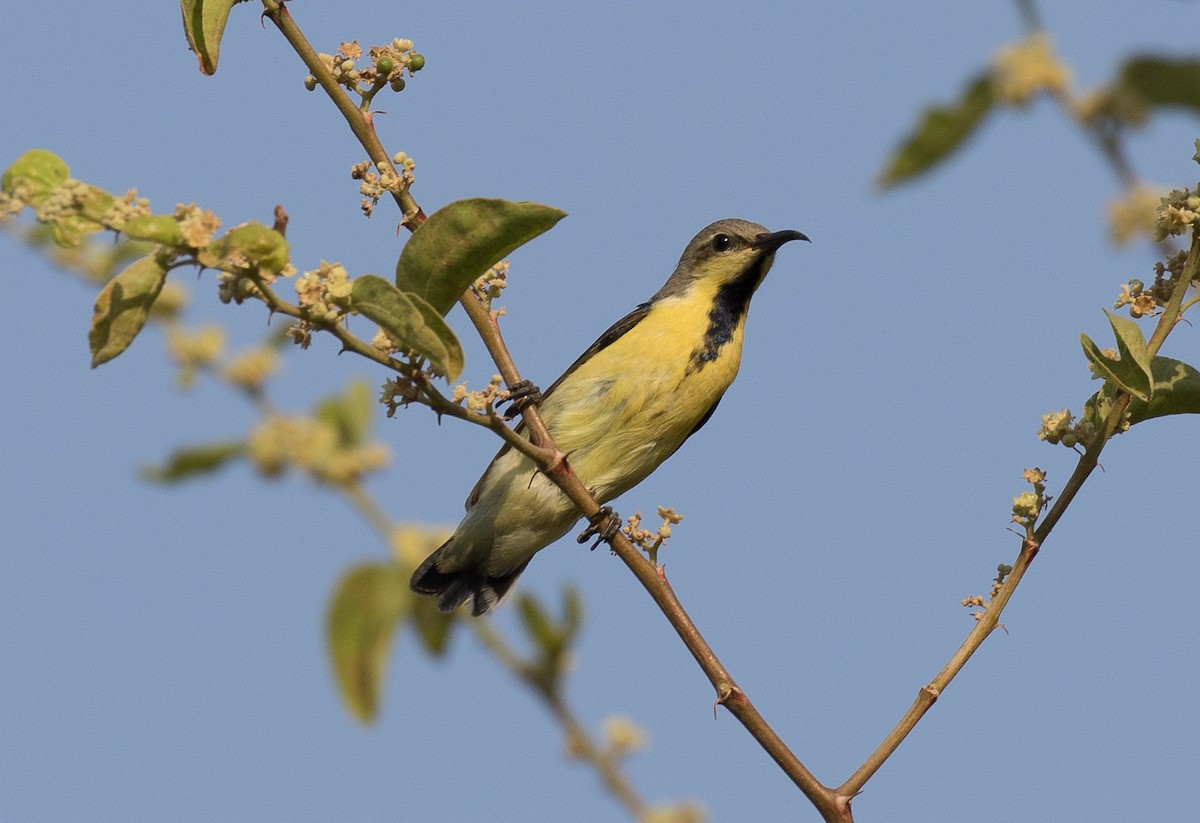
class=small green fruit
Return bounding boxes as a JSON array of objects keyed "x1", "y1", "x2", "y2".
[{"x1": 409, "y1": 53, "x2": 426, "y2": 72}]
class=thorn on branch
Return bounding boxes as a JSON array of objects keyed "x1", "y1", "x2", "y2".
[
  {"x1": 1022, "y1": 536, "x2": 1041, "y2": 561},
  {"x1": 272, "y1": 205, "x2": 289, "y2": 237}
]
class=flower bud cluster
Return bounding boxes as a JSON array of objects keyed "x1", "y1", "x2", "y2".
[
  {"x1": 601, "y1": 715, "x2": 647, "y2": 758},
  {"x1": 1107, "y1": 186, "x2": 1161, "y2": 246},
  {"x1": 223, "y1": 346, "x2": 280, "y2": 394},
  {"x1": 451, "y1": 374, "x2": 505, "y2": 412},
  {"x1": 351, "y1": 159, "x2": 411, "y2": 217},
  {"x1": 1113, "y1": 278, "x2": 1157, "y2": 318},
  {"x1": 623, "y1": 507, "x2": 684, "y2": 560},
  {"x1": 379, "y1": 376, "x2": 421, "y2": 417},
  {"x1": 992, "y1": 34, "x2": 1071, "y2": 106},
  {"x1": 1153, "y1": 186, "x2": 1200, "y2": 241},
  {"x1": 0, "y1": 187, "x2": 26, "y2": 216},
  {"x1": 174, "y1": 203, "x2": 222, "y2": 248},
  {"x1": 306, "y1": 37, "x2": 425, "y2": 98},
  {"x1": 371, "y1": 327, "x2": 400, "y2": 354},
  {"x1": 471, "y1": 260, "x2": 509, "y2": 309},
  {"x1": 1113, "y1": 250, "x2": 1190, "y2": 318},
  {"x1": 294, "y1": 260, "x2": 353, "y2": 324},
  {"x1": 247, "y1": 414, "x2": 389, "y2": 486},
  {"x1": 1011, "y1": 467, "x2": 1049, "y2": 531},
  {"x1": 1036, "y1": 408, "x2": 1096, "y2": 449},
  {"x1": 961, "y1": 563, "x2": 1013, "y2": 622},
  {"x1": 31, "y1": 178, "x2": 92, "y2": 224},
  {"x1": 166, "y1": 324, "x2": 226, "y2": 389},
  {"x1": 99, "y1": 189, "x2": 152, "y2": 230}
]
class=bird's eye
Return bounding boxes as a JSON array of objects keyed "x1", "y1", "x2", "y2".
[{"x1": 710, "y1": 233, "x2": 733, "y2": 252}]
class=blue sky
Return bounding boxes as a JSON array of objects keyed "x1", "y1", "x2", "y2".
[{"x1": 3, "y1": 2, "x2": 1199, "y2": 821}]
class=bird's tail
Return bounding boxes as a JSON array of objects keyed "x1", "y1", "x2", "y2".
[{"x1": 409, "y1": 539, "x2": 530, "y2": 617}]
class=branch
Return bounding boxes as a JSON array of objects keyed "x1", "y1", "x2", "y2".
[
  {"x1": 840, "y1": 227, "x2": 1200, "y2": 796},
  {"x1": 260, "y1": 0, "x2": 425, "y2": 229},
  {"x1": 454, "y1": 272, "x2": 847, "y2": 820}
]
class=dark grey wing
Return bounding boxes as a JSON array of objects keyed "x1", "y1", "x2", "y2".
[{"x1": 464, "y1": 302, "x2": 654, "y2": 510}]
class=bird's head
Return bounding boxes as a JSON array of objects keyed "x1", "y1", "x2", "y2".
[{"x1": 651, "y1": 218, "x2": 809, "y2": 303}]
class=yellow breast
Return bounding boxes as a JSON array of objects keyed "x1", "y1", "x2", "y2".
[{"x1": 543, "y1": 289, "x2": 745, "y2": 501}]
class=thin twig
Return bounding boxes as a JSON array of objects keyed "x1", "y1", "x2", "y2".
[
  {"x1": 469, "y1": 620, "x2": 652, "y2": 820},
  {"x1": 841, "y1": 228, "x2": 1199, "y2": 796}
]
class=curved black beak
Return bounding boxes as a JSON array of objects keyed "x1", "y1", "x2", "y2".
[{"x1": 753, "y1": 229, "x2": 810, "y2": 253}]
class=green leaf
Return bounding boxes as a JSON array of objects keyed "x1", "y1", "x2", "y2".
[
  {"x1": 2, "y1": 149, "x2": 69, "y2": 204},
  {"x1": 517, "y1": 593, "x2": 559, "y2": 654},
  {"x1": 1119, "y1": 56, "x2": 1200, "y2": 116},
  {"x1": 223, "y1": 224, "x2": 290, "y2": 275},
  {"x1": 878, "y1": 73, "x2": 996, "y2": 188},
  {"x1": 326, "y1": 563, "x2": 411, "y2": 723},
  {"x1": 141, "y1": 441, "x2": 246, "y2": 483},
  {"x1": 395, "y1": 198, "x2": 567, "y2": 315},
  {"x1": 123, "y1": 215, "x2": 184, "y2": 246},
  {"x1": 89, "y1": 255, "x2": 168, "y2": 367},
  {"x1": 1080, "y1": 311, "x2": 1154, "y2": 401},
  {"x1": 351, "y1": 275, "x2": 464, "y2": 380},
  {"x1": 1104, "y1": 309, "x2": 1153, "y2": 377},
  {"x1": 561, "y1": 585, "x2": 583, "y2": 641},
  {"x1": 1125, "y1": 357, "x2": 1200, "y2": 425},
  {"x1": 410, "y1": 595, "x2": 457, "y2": 656},
  {"x1": 315, "y1": 378, "x2": 374, "y2": 448},
  {"x1": 180, "y1": 0, "x2": 241, "y2": 75},
  {"x1": 1080, "y1": 334, "x2": 1150, "y2": 401}
]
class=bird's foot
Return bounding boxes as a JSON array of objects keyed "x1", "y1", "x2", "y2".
[
  {"x1": 577, "y1": 506, "x2": 621, "y2": 551},
  {"x1": 500, "y1": 379, "x2": 542, "y2": 419}
]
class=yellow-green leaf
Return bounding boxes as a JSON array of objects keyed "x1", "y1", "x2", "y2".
[
  {"x1": 395, "y1": 199, "x2": 567, "y2": 315},
  {"x1": 1125, "y1": 357, "x2": 1200, "y2": 425},
  {"x1": 326, "y1": 563, "x2": 411, "y2": 723},
  {"x1": 222, "y1": 224, "x2": 290, "y2": 275},
  {"x1": 89, "y1": 255, "x2": 168, "y2": 367},
  {"x1": 879, "y1": 73, "x2": 996, "y2": 188},
  {"x1": 123, "y1": 215, "x2": 184, "y2": 246},
  {"x1": 1080, "y1": 311, "x2": 1154, "y2": 402},
  {"x1": 410, "y1": 595, "x2": 457, "y2": 657},
  {"x1": 2, "y1": 149, "x2": 69, "y2": 205},
  {"x1": 1119, "y1": 56, "x2": 1200, "y2": 116},
  {"x1": 351, "y1": 275, "x2": 464, "y2": 380},
  {"x1": 141, "y1": 441, "x2": 246, "y2": 483},
  {"x1": 314, "y1": 379, "x2": 374, "y2": 448},
  {"x1": 180, "y1": 0, "x2": 241, "y2": 75}
]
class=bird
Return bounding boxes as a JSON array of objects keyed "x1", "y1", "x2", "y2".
[{"x1": 410, "y1": 218, "x2": 808, "y2": 615}]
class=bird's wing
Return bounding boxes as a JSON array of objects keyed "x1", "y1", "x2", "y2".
[
  {"x1": 464, "y1": 302, "x2": 654, "y2": 510},
  {"x1": 537, "y1": 301, "x2": 653, "y2": 400}
]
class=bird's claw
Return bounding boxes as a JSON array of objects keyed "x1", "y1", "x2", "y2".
[
  {"x1": 500, "y1": 379, "x2": 543, "y2": 419},
  {"x1": 577, "y1": 506, "x2": 621, "y2": 551}
]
